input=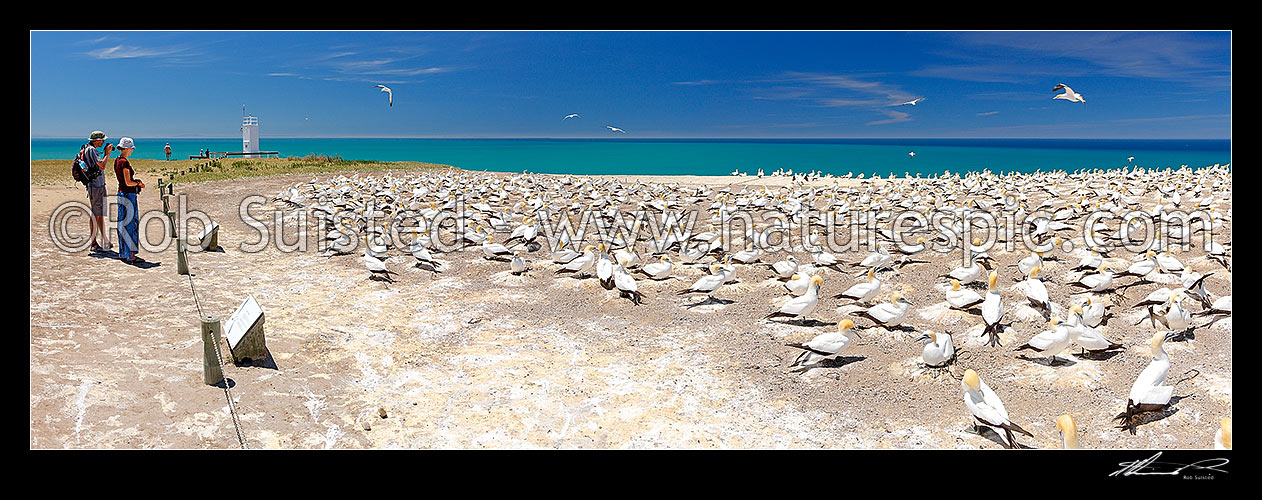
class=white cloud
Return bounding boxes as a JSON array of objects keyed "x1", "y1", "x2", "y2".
[{"x1": 85, "y1": 45, "x2": 188, "y2": 60}]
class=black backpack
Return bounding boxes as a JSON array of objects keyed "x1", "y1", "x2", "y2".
[{"x1": 71, "y1": 144, "x2": 102, "y2": 185}]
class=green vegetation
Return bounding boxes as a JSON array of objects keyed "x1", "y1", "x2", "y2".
[{"x1": 31, "y1": 156, "x2": 452, "y2": 186}]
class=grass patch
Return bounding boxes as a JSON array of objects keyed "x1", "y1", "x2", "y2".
[{"x1": 31, "y1": 156, "x2": 452, "y2": 186}]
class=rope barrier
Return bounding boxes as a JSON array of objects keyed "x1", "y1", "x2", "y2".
[{"x1": 171, "y1": 186, "x2": 248, "y2": 449}]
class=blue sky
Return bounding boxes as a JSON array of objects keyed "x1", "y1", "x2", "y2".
[{"x1": 30, "y1": 31, "x2": 1231, "y2": 139}]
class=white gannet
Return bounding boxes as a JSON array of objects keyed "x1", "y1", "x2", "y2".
[
  {"x1": 373, "y1": 84, "x2": 393, "y2": 107},
  {"x1": 915, "y1": 330, "x2": 955, "y2": 368},
  {"x1": 1116, "y1": 250, "x2": 1158, "y2": 280},
  {"x1": 606, "y1": 126, "x2": 627, "y2": 134},
  {"x1": 1072, "y1": 249, "x2": 1104, "y2": 271},
  {"x1": 563, "y1": 113, "x2": 581, "y2": 121},
  {"x1": 1057, "y1": 414, "x2": 1080, "y2": 449},
  {"x1": 1016, "y1": 251, "x2": 1044, "y2": 279},
  {"x1": 981, "y1": 270, "x2": 1005, "y2": 346},
  {"x1": 1065, "y1": 304, "x2": 1124, "y2": 357},
  {"x1": 946, "y1": 278, "x2": 985, "y2": 310},
  {"x1": 1020, "y1": 266, "x2": 1053, "y2": 319},
  {"x1": 1080, "y1": 295, "x2": 1107, "y2": 328},
  {"x1": 637, "y1": 255, "x2": 674, "y2": 280},
  {"x1": 1071, "y1": 265, "x2": 1114, "y2": 292},
  {"x1": 1016, "y1": 317, "x2": 1073, "y2": 365},
  {"x1": 677, "y1": 263, "x2": 729, "y2": 303},
  {"x1": 551, "y1": 239, "x2": 581, "y2": 264},
  {"x1": 1154, "y1": 250, "x2": 1185, "y2": 274},
  {"x1": 410, "y1": 241, "x2": 441, "y2": 272},
  {"x1": 1052, "y1": 83, "x2": 1085, "y2": 104},
  {"x1": 898, "y1": 97, "x2": 927, "y2": 106},
  {"x1": 1214, "y1": 417, "x2": 1232, "y2": 450},
  {"x1": 1114, "y1": 331, "x2": 1175, "y2": 432},
  {"x1": 857, "y1": 292, "x2": 911, "y2": 329},
  {"x1": 833, "y1": 267, "x2": 881, "y2": 304},
  {"x1": 962, "y1": 369, "x2": 1034, "y2": 449},
  {"x1": 786, "y1": 319, "x2": 858, "y2": 369},
  {"x1": 768, "y1": 255, "x2": 799, "y2": 280},
  {"x1": 784, "y1": 273, "x2": 812, "y2": 296},
  {"x1": 556, "y1": 244, "x2": 597, "y2": 277},
  {"x1": 612, "y1": 256, "x2": 644, "y2": 305},
  {"x1": 765, "y1": 275, "x2": 823, "y2": 324},
  {"x1": 481, "y1": 235, "x2": 513, "y2": 260},
  {"x1": 363, "y1": 252, "x2": 397, "y2": 283}
]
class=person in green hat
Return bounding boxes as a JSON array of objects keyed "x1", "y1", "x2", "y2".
[{"x1": 80, "y1": 130, "x2": 114, "y2": 253}]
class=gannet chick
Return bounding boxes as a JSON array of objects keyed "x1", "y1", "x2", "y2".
[
  {"x1": 833, "y1": 267, "x2": 881, "y2": 304},
  {"x1": 765, "y1": 275, "x2": 823, "y2": 324},
  {"x1": 1016, "y1": 317, "x2": 1072, "y2": 365},
  {"x1": 962, "y1": 369, "x2": 1034, "y2": 449},
  {"x1": 786, "y1": 319, "x2": 858, "y2": 369},
  {"x1": 510, "y1": 251, "x2": 528, "y2": 275},
  {"x1": 1114, "y1": 331, "x2": 1175, "y2": 433},
  {"x1": 1057, "y1": 414, "x2": 1080, "y2": 449},
  {"x1": 915, "y1": 330, "x2": 955, "y2": 368},
  {"x1": 981, "y1": 270, "x2": 1005, "y2": 346},
  {"x1": 1214, "y1": 417, "x2": 1232, "y2": 450}
]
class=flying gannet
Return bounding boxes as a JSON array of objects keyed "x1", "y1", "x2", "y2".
[
  {"x1": 373, "y1": 85, "x2": 393, "y2": 107},
  {"x1": 1052, "y1": 83, "x2": 1085, "y2": 104}
]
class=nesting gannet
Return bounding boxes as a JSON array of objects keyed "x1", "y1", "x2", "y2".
[
  {"x1": 943, "y1": 256, "x2": 990, "y2": 285},
  {"x1": 637, "y1": 255, "x2": 674, "y2": 280},
  {"x1": 1144, "y1": 293, "x2": 1192, "y2": 334},
  {"x1": 1116, "y1": 251, "x2": 1158, "y2": 280},
  {"x1": 1154, "y1": 250, "x2": 1185, "y2": 274},
  {"x1": 833, "y1": 267, "x2": 881, "y2": 304},
  {"x1": 678, "y1": 263, "x2": 729, "y2": 302},
  {"x1": 1020, "y1": 266, "x2": 1053, "y2": 319},
  {"x1": 363, "y1": 252, "x2": 398, "y2": 283},
  {"x1": 1114, "y1": 332, "x2": 1175, "y2": 432},
  {"x1": 1073, "y1": 250, "x2": 1104, "y2": 271},
  {"x1": 1052, "y1": 83, "x2": 1085, "y2": 104},
  {"x1": 1180, "y1": 270, "x2": 1214, "y2": 309},
  {"x1": 786, "y1": 319, "x2": 858, "y2": 368},
  {"x1": 1214, "y1": 417, "x2": 1232, "y2": 450},
  {"x1": 551, "y1": 240, "x2": 581, "y2": 264},
  {"x1": 373, "y1": 84, "x2": 393, "y2": 107},
  {"x1": 556, "y1": 244, "x2": 598, "y2": 276},
  {"x1": 1066, "y1": 305, "x2": 1123, "y2": 356},
  {"x1": 1195, "y1": 295, "x2": 1231, "y2": 318},
  {"x1": 962, "y1": 369, "x2": 1034, "y2": 449},
  {"x1": 1016, "y1": 317, "x2": 1073, "y2": 365},
  {"x1": 1057, "y1": 414, "x2": 1080, "y2": 449},
  {"x1": 612, "y1": 256, "x2": 644, "y2": 305},
  {"x1": 981, "y1": 271, "x2": 1005, "y2": 346},
  {"x1": 765, "y1": 275, "x2": 823, "y2": 324},
  {"x1": 785, "y1": 273, "x2": 812, "y2": 296},
  {"x1": 1016, "y1": 251, "x2": 1044, "y2": 278},
  {"x1": 410, "y1": 241, "x2": 441, "y2": 272},
  {"x1": 1071, "y1": 265, "x2": 1114, "y2": 292},
  {"x1": 1079, "y1": 295, "x2": 1107, "y2": 328},
  {"x1": 768, "y1": 255, "x2": 799, "y2": 280},
  {"x1": 481, "y1": 235, "x2": 513, "y2": 260},
  {"x1": 915, "y1": 330, "x2": 955, "y2": 368},
  {"x1": 857, "y1": 293, "x2": 911, "y2": 329},
  {"x1": 946, "y1": 278, "x2": 985, "y2": 310}
]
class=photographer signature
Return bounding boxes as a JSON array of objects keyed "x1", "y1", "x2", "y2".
[{"x1": 1110, "y1": 452, "x2": 1229, "y2": 477}]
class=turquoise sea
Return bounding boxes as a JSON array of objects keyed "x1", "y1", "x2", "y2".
[{"x1": 30, "y1": 138, "x2": 1230, "y2": 177}]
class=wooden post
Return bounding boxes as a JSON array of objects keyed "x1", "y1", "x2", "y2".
[
  {"x1": 177, "y1": 236, "x2": 189, "y2": 275},
  {"x1": 202, "y1": 315, "x2": 224, "y2": 386}
]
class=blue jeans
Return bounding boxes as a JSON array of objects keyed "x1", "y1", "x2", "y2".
[{"x1": 117, "y1": 192, "x2": 140, "y2": 260}]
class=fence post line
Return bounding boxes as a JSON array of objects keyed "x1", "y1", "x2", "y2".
[{"x1": 177, "y1": 236, "x2": 189, "y2": 275}]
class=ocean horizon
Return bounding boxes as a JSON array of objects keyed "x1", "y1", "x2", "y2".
[{"x1": 30, "y1": 138, "x2": 1231, "y2": 177}]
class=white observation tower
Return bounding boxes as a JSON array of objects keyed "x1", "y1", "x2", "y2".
[{"x1": 241, "y1": 107, "x2": 259, "y2": 158}]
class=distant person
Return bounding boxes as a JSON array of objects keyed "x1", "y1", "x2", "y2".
[
  {"x1": 114, "y1": 137, "x2": 146, "y2": 263},
  {"x1": 199, "y1": 148, "x2": 205, "y2": 158},
  {"x1": 78, "y1": 130, "x2": 113, "y2": 253},
  {"x1": 164, "y1": 143, "x2": 171, "y2": 161}
]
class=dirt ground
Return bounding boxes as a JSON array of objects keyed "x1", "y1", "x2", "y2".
[{"x1": 30, "y1": 169, "x2": 1232, "y2": 449}]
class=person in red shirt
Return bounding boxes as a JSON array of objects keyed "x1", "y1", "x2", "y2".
[
  {"x1": 164, "y1": 142, "x2": 171, "y2": 161},
  {"x1": 114, "y1": 137, "x2": 146, "y2": 264}
]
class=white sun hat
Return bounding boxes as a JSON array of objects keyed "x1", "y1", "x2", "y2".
[{"x1": 117, "y1": 137, "x2": 135, "y2": 149}]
